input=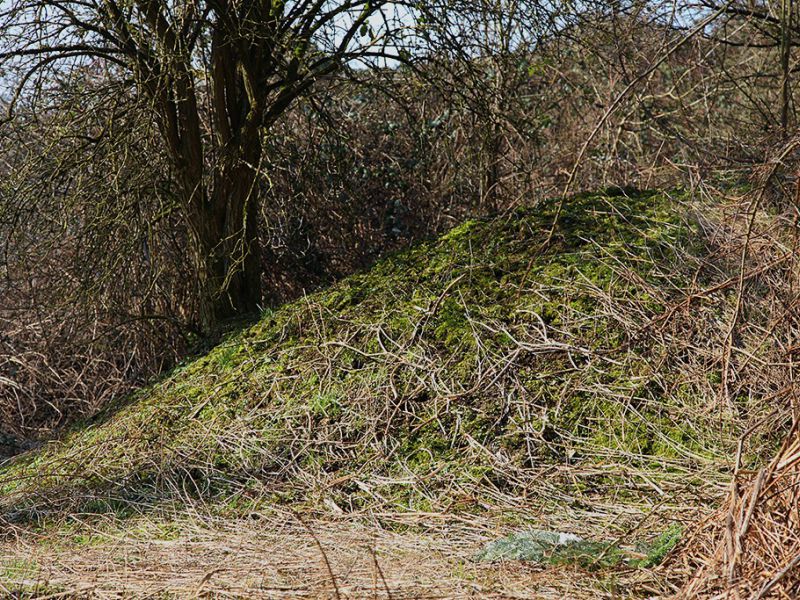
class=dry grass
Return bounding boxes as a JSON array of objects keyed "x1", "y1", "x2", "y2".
[
  {"x1": 660, "y1": 167, "x2": 800, "y2": 598},
  {"x1": 0, "y1": 511, "x2": 681, "y2": 599}
]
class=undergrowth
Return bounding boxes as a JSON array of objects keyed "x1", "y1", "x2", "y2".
[{"x1": 0, "y1": 188, "x2": 763, "y2": 537}]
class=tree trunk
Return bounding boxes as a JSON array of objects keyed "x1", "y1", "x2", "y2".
[
  {"x1": 154, "y1": 28, "x2": 265, "y2": 335},
  {"x1": 187, "y1": 162, "x2": 262, "y2": 336},
  {"x1": 219, "y1": 175, "x2": 262, "y2": 319}
]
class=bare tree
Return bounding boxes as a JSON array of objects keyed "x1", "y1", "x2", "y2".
[
  {"x1": 697, "y1": 0, "x2": 800, "y2": 136},
  {"x1": 0, "y1": 0, "x2": 419, "y2": 333}
]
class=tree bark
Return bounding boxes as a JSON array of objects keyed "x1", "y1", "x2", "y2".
[
  {"x1": 164, "y1": 29, "x2": 265, "y2": 336},
  {"x1": 185, "y1": 159, "x2": 263, "y2": 336},
  {"x1": 216, "y1": 158, "x2": 263, "y2": 322}
]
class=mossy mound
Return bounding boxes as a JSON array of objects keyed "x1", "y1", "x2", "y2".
[{"x1": 0, "y1": 189, "x2": 740, "y2": 530}]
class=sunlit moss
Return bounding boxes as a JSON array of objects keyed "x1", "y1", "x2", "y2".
[{"x1": 0, "y1": 188, "x2": 739, "y2": 525}]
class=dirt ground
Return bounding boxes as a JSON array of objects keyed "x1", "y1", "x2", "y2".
[{"x1": 0, "y1": 512, "x2": 673, "y2": 599}]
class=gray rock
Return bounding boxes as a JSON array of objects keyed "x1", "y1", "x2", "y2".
[{"x1": 475, "y1": 529, "x2": 587, "y2": 563}]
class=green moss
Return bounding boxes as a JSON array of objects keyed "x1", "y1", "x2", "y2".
[
  {"x1": 0, "y1": 557, "x2": 40, "y2": 581},
  {"x1": 632, "y1": 524, "x2": 683, "y2": 567},
  {"x1": 0, "y1": 188, "x2": 739, "y2": 525},
  {"x1": 475, "y1": 530, "x2": 628, "y2": 569}
]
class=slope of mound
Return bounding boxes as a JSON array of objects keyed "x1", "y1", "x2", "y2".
[{"x1": 0, "y1": 189, "x2": 748, "y2": 540}]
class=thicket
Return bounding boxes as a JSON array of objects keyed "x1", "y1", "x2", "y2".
[
  {"x1": 2, "y1": 3, "x2": 794, "y2": 435},
  {"x1": 3, "y1": 0, "x2": 800, "y2": 596}
]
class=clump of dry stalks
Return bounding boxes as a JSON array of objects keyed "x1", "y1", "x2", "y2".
[{"x1": 676, "y1": 420, "x2": 800, "y2": 598}]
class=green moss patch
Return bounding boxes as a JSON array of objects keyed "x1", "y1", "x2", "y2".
[{"x1": 0, "y1": 189, "x2": 742, "y2": 533}]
